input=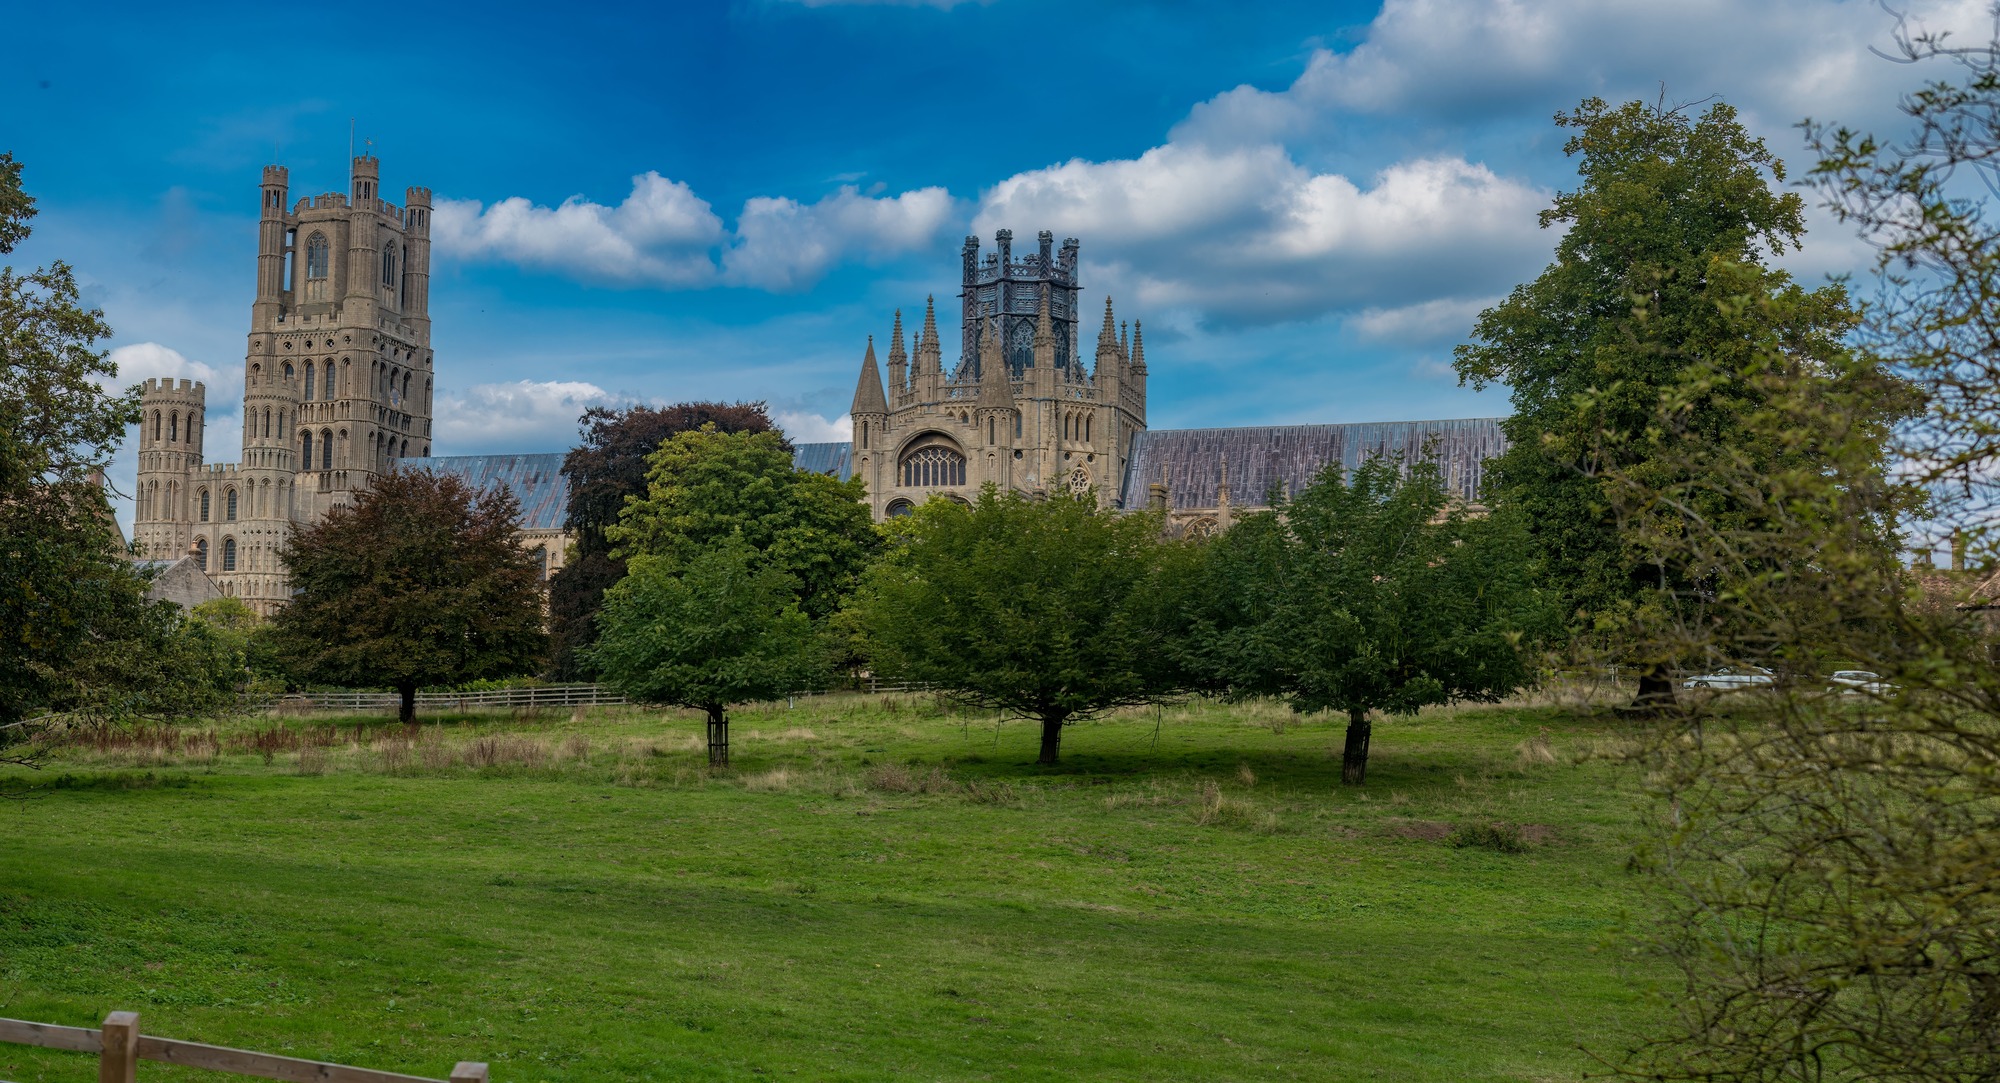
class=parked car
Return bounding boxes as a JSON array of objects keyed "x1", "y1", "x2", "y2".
[
  {"x1": 1827, "y1": 670, "x2": 1896, "y2": 695},
  {"x1": 1681, "y1": 665, "x2": 1775, "y2": 691}
]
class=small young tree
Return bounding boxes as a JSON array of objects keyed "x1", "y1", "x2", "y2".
[
  {"x1": 588, "y1": 541, "x2": 826, "y2": 766},
  {"x1": 269, "y1": 470, "x2": 547, "y2": 721},
  {"x1": 850, "y1": 486, "x2": 1188, "y2": 766},
  {"x1": 1196, "y1": 456, "x2": 1551, "y2": 784}
]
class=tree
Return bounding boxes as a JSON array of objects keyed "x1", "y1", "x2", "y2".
[
  {"x1": 268, "y1": 470, "x2": 547, "y2": 721},
  {"x1": 609, "y1": 425, "x2": 878, "y2": 623},
  {"x1": 0, "y1": 151, "x2": 144, "y2": 730},
  {"x1": 1454, "y1": 97, "x2": 1861, "y2": 706},
  {"x1": 1191, "y1": 456, "x2": 1551, "y2": 784},
  {"x1": 548, "y1": 402, "x2": 777, "y2": 677},
  {"x1": 588, "y1": 541, "x2": 825, "y2": 766},
  {"x1": 849, "y1": 487, "x2": 1188, "y2": 766}
]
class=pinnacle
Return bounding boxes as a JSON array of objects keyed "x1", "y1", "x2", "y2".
[{"x1": 850, "y1": 335, "x2": 888, "y2": 416}]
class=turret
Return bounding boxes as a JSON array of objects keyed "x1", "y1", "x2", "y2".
[
  {"x1": 1031, "y1": 289, "x2": 1056, "y2": 393},
  {"x1": 887, "y1": 309, "x2": 907, "y2": 403},
  {"x1": 255, "y1": 166, "x2": 289, "y2": 320},
  {"x1": 851, "y1": 336, "x2": 889, "y2": 456},
  {"x1": 135, "y1": 378, "x2": 206, "y2": 559},
  {"x1": 1129, "y1": 320, "x2": 1148, "y2": 410},
  {"x1": 403, "y1": 185, "x2": 433, "y2": 331}
]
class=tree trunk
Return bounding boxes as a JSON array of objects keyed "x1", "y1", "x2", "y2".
[
  {"x1": 706, "y1": 705, "x2": 729, "y2": 768},
  {"x1": 1341, "y1": 708, "x2": 1371, "y2": 786},
  {"x1": 1632, "y1": 666, "x2": 1678, "y2": 712},
  {"x1": 398, "y1": 682, "x2": 416, "y2": 724},
  {"x1": 1037, "y1": 714, "x2": 1066, "y2": 766}
]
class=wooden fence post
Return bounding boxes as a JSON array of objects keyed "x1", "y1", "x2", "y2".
[
  {"x1": 449, "y1": 1062, "x2": 489, "y2": 1082},
  {"x1": 99, "y1": 1011, "x2": 137, "y2": 1083}
]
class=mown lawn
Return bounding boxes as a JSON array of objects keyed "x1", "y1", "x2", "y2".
[{"x1": 0, "y1": 695, "x2": 1665, "y2": 1082}]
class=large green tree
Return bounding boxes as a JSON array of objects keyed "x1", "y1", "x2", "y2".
[
  {"x1": 1187, "y1": 456, "x2": 1551, "y2": 784},
  {"x1": 609, "y1": 425, "x2": 878, "y2": 623},
  {"x1": 589, "y1": 541, "x2": 826, "y2": 767},
  {"x1": 0, "y1": 151, "x2": 146, "y2": 730},
  {"x1": 269, "y1": 470, "x2": 547, "y2": 721},
  {"x1": 1454, "y1": 97, "x2": 1864, "y2": 704},
  {"x1": 548, "y1": 402, "x2": 777, "y2": 678},
  {"x1": 849, "y1": 487, "x2": 1189, "y2": 765}
]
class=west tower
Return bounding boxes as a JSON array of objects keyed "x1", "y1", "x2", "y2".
[{"x1": 137, "y1": 156, "x2": 437, "y2": 615}]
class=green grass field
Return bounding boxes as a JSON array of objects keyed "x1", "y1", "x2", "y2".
[{"x1": 0, "y1": 695, "x2": 1664, "y2": 1082}]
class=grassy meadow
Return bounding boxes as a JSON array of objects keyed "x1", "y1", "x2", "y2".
[{"x1": 0, "y1": 693, "x2": 1666, "y2": 1082}]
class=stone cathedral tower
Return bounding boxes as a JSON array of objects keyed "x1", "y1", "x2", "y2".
[
  {"x1": 134, "y1": 157, "x2": 436, "y2": 615},
  {"x1": 848, "y1": 230, "x2": 1147, "y2": 519}
]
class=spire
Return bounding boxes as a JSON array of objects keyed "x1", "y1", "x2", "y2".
[
  {"x1": 918, "y1": 294, "x2": 941, "y2": 376},
  {"x1": 977, "y1": 318, "x2": 1016, "y2": 411},
  {"x1": 890, "y1": 309, "x2": 906, "y2": 361},
  {"x1": 1130, "y1": 320, "x2": 1147, "y2": 373},
  {"x1": 887, "y1": 308, "x2": 908, "y2": 395},
  {"x1": 851, "y1": 336, "x2": 888, "y2": 416},
  {"x1": 1217, "y1": 453, "x2": 1230, "y2": 506},
  {"x1": 1094, "y1": 295, "x2": 1121, "y2": 376},
  {"x1": 1120, "y1": 319, "x2": 1129, "y2": 361},
  {"x1": 1034, "y1": 289, "x2": 1054, "y2": 347}
]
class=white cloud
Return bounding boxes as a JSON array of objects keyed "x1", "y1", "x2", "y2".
[
  {"x1": 773, "y1": 410, "x2": 853, "y2": 444},
  {"x1": 434, "y1": 380, "x2": 622, "y2": 453},
  {"x1": 976, "y1": 146, "x2": 1549, "y2": 324},
  {"x1": 104, "y1": 341, "x2": 235, "y2": 399},
  {"x1": 1350, "y1": 296, "x2": 1501, "y2": 344},
  {"x1": 434, "y1": 172, "x2": 725, "y2": 287},
  {"x1": 726, "y1": 185, "x2": 955, "y2": 290}
]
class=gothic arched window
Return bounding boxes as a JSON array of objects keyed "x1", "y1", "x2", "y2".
[
  {"x1": 283, "y1": 362, "x2": 294, "y2": 381},
  {"x1": 885, "y1": 499, "x2": 914, "y2": 518},
  {"x1": 169, "y1": 412, "x2": 179, "y2": 442},
  {"x1": 323, "y1": 361, "x2": 335, "y2": 401},
  {"x1": 301, "y1": 431, "x2": 312, "y2": 468},
  {"x1": 381, "y1": 242, "x2": 397, "y2": 287},
  {"x1": 304, "y1": 363, "x2": 315, "y2": 400},
  {"x1": 222, "y1": 537, "x2": 237, "y2": 572},
  {"x1": 899, "y1": 442, "x2": 966, "y2": 488},
  {"x1": 321, "y1": 429, "x2": 334, "y2": 470},
  {"x1": 198, "y1": 488, "x2": 210, "y2": 522},
  {"x1": 193, "y1": 538, "x2": 208, "y2": 571},
  {"x1": 225, "y1": 488, "x2": 238, "y2": 521},
  {"x1": 304, "y1": 233, "x2": 329, "y2": 279},
  {"x1": 152, "y1": 411, "x2": 161, "y2": 443}
]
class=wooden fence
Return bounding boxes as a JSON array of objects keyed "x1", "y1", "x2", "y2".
[
  {"x1": 0, "y1": 1012, "x2": 487, "y2": 1083},
  {"x1": 262, "y1": 684, "x2": 628, "y2": 713}
]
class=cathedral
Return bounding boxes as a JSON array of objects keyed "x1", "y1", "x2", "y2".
[{"x1": 132, "y1": 159, "x2": 1505, "y2": 613}]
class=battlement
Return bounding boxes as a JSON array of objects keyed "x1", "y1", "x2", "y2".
[
  {"x1": 141, "y1": 377, "x2": 206, "y2": 398},
  {"x1": 962, "y1": 230, "x2": 1079, "y2": 286},
  {"x1": 351, "y1": 155, "x2": 380, "y2": 177},
  {"x1": 261, "y1": 165, "x2": 289, "y2": 186},
  {"x1": 200, "y1": 462, "x2": 242, "y2": 478},
  {"x1": 298, "y1": 193, "x2": 350, "y2": 212},
  {"x1": 405, "y1": 186, "x2": 432, "y2": 207}
]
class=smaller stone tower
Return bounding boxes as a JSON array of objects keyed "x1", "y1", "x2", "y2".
[{"x1": 134, "y1": 378, "x2": 206, "y2": 560}]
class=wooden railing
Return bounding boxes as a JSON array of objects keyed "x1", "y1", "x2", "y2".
[
  {"x1": 0, "y1": 1012, "x2": 488, "y2": 1083},
  {"x1": 262, "y1": 684, "x2": 628, "y2": 712}
]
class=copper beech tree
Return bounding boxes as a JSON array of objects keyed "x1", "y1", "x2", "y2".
[{"x1": 269, "y1": 470, "x2": 547, "y2": 721}]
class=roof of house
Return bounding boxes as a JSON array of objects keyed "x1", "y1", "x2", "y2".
[
  {"x1": 1119, "y1": 418, "x2": 1510, "y2": 509},
  {"x1": 401, "y1": 454, "x2": 571, "y2": 530}
]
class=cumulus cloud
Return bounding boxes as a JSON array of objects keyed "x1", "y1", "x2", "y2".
[
  {"x1": 976, "y1": 146, "x2": 1548, "y2": 325},
  {"x1": 434, "y1": 172, "x2": 724, "y2": 287},
  {"x1": 434, "y1": 380, "x2": 623, "y2": 453},
  {"x1": 726, "y1": 185, "x2": 955, "y2": 290},
  {"x1": 104, "y1": 341, "x2": 235, "y2": 399},
  {"x1": 1350, "y1": 296, "x2": 1501, "y2": 344},
  {"x1": 773, "y1": 409, "x2": 853, "y2": 444},
  {"x1": 1173, "y1": 0, "x2": 1992, "y2": 148},
  {"x1": 438, "y1": 174, "x2": 954, "y2": 292}
]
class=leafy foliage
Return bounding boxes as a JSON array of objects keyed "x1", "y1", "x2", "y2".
[
  {"x1": 608, "y1": 425, "x2": 878, "y2": 623},
  {"x1": 849, "y1": 487, "x2": 1188, "y2": 765},
  {"x1": 268, "y1": 470, "x2": 547, "y2": 720},
  {"x1": 548, "y1": 402, "x2": 777, "y2": 677},
  {"x1": 1454, "y1": 97, "x2": 1870, "y2": 701},
  {"x1": 588, "y1": 541, "x2": 826, "y2": 766},
  {"x1": 1185, "y1": 456, "x2": 1551, "y2": 784}
]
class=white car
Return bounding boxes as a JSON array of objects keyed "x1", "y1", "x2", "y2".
[
  {"x1": 1681, "y1": 665, "x2": 1775, "y2": 691},
  {"x1": 1827, "y1": 670, "x2": 1896, "y2": 695}
]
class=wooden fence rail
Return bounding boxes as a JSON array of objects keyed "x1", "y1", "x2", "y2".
[{"x1": 0, "y1": 1012, "x2": 488, "y2": 1083}]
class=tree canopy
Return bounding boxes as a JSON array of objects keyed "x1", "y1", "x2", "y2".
[
  {"x1": 1453, "y1": 97, "x2": 1873, "y2": 703},
  {"x1": 608, "y1": 425, "x2": 878, "y2": 624},
  {"x1": 849, "y1": 487, "x2": 1188, "y2": 765},
  {"x1": 1186, "y1": 456, "x2": 1551, "y2": 784},
  {"x1": 548, "y1": 401, "x2": 778, "y2": 678},
  {"x1": 268, "y1": 470, "x2": 547, "y2": 721},
  {"x1": 589, "y1": 541, "x2": 826, "y2": 766}
]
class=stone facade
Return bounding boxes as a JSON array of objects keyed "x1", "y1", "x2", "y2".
[
  {"x1": 133, "y1": 157, "x2": 437, "y2": 616},
  {"x1": 847, "y1": 231, "x2": 1147, "y2": 518}
]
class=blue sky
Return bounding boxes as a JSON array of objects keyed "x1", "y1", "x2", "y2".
[{"x1": 1, "y1": 0, "x2": 1981, "y2": 529}]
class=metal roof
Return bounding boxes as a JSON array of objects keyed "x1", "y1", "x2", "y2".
[
  {"x1": 1119, "y1": 418, "x2": 1510, "y2": 509},
  {"x1": 402, "y1": 454, "x2": 571, "y2": 530},
  {"x1": 792, "y1": 442, "x2": 853, "y2": 481}
]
